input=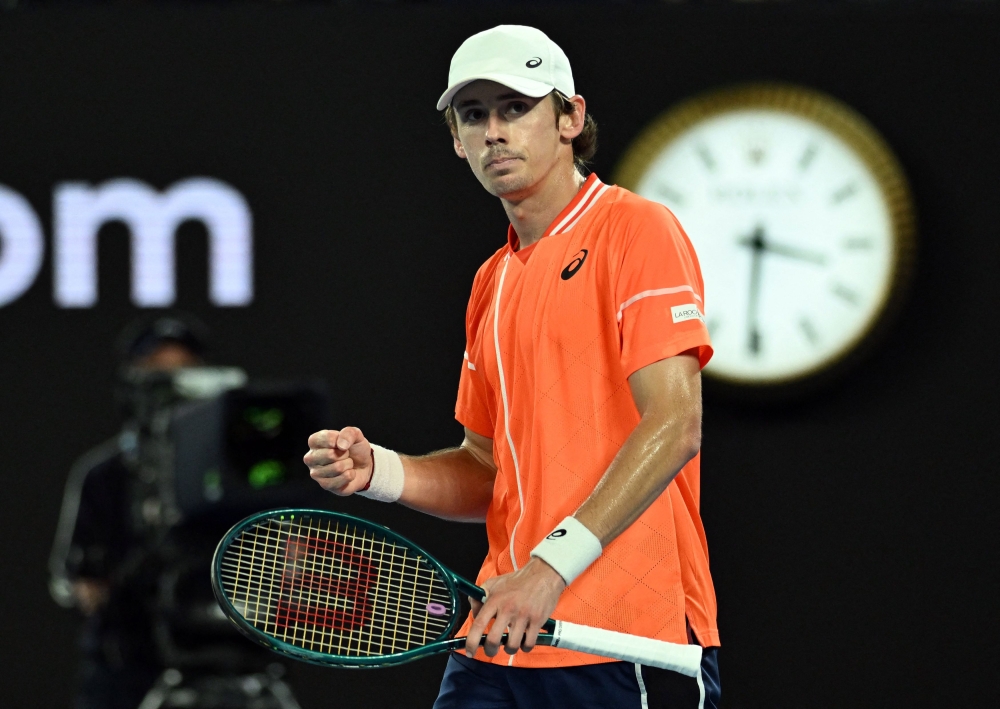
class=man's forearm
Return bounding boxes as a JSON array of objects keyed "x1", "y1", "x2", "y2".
[
  {"x1": 398, "y1": 446, "x2": 497, "y2": 522},
  {"x1": 575, "y1": 411, "x2": 700, "y2": 545},
  {"x1": 574, "y1": 355, "x2": 703, "y2": 546}
]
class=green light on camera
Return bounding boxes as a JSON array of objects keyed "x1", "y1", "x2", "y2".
[
  {"x1": 248, "y1": 460, "x2": 286, "y2": 489},
  {"x1": 203, "y1": 468, "x2": 223, "y2": 502},
  {"x1": 244, "y1": 407, "x2": 285, "y2": 433}
]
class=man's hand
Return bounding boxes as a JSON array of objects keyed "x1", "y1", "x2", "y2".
[
  {"x1": 465, "y1": 557, "x2": 566, "y2": 658},
  {"x1": 304, "y1": 427, "x2": 373, "y2": 496}
]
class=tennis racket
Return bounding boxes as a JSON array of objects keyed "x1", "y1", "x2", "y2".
[{"x1": 211, "y1": 509, "x2": 702, "y2": 675}]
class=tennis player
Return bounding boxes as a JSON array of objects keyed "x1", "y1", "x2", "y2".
[{"x1": 305, "y1": 25, "x2": 721, "y2": 708}]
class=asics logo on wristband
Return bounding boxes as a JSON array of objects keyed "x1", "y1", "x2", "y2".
[{"x1": 547, "y1": 529, "x2": 567, "y2": 539}]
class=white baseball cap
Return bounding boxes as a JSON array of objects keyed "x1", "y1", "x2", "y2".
[{"x1": 436, "y1": 25, "x2": 575, "y2": 111}]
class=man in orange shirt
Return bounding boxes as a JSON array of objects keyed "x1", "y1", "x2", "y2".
[{"x1": 305, "y1": 25, "x2": 720, "y2": 709}]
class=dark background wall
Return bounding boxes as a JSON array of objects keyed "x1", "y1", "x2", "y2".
[{"x1": 1, "y1": 4, "x2": 997, "y2": 707}]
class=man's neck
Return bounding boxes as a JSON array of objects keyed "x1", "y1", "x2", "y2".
[{"x1": 501, "y1": 166, "x2": 587, "y2": 249}]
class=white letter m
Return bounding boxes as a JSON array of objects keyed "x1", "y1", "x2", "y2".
[{"x1": 54, "y1": 178, "x2": 253, "y2": 308}]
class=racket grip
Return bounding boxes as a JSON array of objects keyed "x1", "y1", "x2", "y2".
[{"x1": 550, "y1": 620, "x2": 703, "y2": 677}]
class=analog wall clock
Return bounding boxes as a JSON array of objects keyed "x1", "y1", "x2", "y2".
[{"x1": 614, "y1": 83, "x2": 916, "y2": 394}]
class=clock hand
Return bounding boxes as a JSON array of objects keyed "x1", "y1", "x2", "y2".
[
  {"x1": 762, "y1": 240, "x2": 827, "y2": 265},
  {"x1": 742, "y1": 226, "x2": 765, "y2": 357},
  {"x1": 736, "y1": 235, "x2": 826, "y2": 265}
]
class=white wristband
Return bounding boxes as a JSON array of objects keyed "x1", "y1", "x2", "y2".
[
  {"x1": 529, "y1": 516, "x2": 602, "y2": 586},
  {"x1": 357, "y1": 444, "x2": 405, "y2": 503}
]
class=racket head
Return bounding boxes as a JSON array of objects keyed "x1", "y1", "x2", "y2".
[{"x1": 212, "y1": 509, "x2": 464, "y2": 668}]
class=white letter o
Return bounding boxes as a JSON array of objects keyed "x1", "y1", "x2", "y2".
[{"x1": 0, "y1": 186, "x2": 44, "y2": 308}]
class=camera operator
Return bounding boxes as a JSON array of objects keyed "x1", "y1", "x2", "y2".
[{"x1": 49, "y1": 315, "x2": 208, "y2": 709}]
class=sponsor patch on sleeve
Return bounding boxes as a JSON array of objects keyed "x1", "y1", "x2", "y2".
[{"x1": 671, "y1": 304, "x2": 704, "y2": 324}]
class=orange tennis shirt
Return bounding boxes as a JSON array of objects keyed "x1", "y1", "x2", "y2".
[{"x1": 455, "y1": 174, "x2": 720, "y2": 668}]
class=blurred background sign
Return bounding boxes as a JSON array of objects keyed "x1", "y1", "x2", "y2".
[{"x1": 0, "y1": 178, "x2": 254, "y2": 309}]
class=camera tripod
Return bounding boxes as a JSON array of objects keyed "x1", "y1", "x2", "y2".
[{"x1": 137, "y1": 664, "x2": 301, "y2": 709}]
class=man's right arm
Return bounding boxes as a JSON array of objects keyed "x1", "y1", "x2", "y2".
[{"x1": 304, "y1": 427, "x2": 496, "y2": 523}]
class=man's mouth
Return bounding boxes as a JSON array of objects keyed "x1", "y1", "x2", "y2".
[{"x1": 485, "y1": 155, "x2": 520, "y2": 170}]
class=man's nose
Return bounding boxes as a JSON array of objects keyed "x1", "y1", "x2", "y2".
[{"x1": 485, "y1": 111, "x2": 506, "y2": 145}]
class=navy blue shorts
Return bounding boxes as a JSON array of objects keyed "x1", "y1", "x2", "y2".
[{"x1": 433, "y1": 647, "x2": 720, "y2": 709}]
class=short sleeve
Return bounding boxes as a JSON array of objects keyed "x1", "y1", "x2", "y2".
[
  {"x1": 614, "y1": 201, "x2": 713, "y2": 378},
  {"x1": 455, "y1": 349, "x2": 493, "y2": 438},
  {"x1": 455, "y1": 264, "x2": 496, "y2": 438}
]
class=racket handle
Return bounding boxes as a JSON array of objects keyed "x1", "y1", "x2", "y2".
[{"x1": 550, "y1": 620, "x2": 703, "y2": 677}]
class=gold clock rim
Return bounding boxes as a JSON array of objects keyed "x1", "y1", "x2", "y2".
[{"x1": 612, "y1": 82, "x2": 917, "y2": 388}]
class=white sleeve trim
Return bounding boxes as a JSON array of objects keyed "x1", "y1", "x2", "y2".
[{"x1": 617, "y1": 286, "x2": 703, "y2": 322}]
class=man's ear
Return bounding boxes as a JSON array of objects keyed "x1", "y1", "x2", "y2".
[
  {"x1": 454, "y1": 135, "x2": 469, "y2": 160},
  {"x1": 559, "y1": 95, "x2": 587, "y2": 142}
]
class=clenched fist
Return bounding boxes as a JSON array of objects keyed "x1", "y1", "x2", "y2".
[{"x1": 304, "y1": 427, "x2": 373, "y2": 496}]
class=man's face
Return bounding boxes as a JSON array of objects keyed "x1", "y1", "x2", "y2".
[
  {"x1": 135, "y1": 342, "x2": 201, "y2": 372},
  {"x1": 451, "y1": 80, "x2": 567, "y2": 199}
]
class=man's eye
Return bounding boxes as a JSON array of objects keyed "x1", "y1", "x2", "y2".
[
  {"x1": 463, "y1": 109, "x2": 485, "y2": 122},
  {"x1": 507, "y1": 102, "x2": 527, "y2": 115}
]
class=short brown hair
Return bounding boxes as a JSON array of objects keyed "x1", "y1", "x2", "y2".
[{"x1": 444, "y1": 91, "x2": 598, "y2": 170}]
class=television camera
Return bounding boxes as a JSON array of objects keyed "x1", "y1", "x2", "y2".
[{"x1": 115, "y1": 366, "x2": 333, "y2": 709}]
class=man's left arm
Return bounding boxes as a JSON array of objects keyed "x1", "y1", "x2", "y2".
[{"x1": 465, "y1": 351, "x2": 702, "y2": 657}]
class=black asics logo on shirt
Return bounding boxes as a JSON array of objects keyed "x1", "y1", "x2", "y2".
[
  {"x1": 560, "y1": 249, "x2": 588, "y2": 280},
  {"x1": 547, "y1": 529, "x2": 567, "y2": 540},
  {"x1": 526, "y1": 57, "x2": 542, "y2": 68}
]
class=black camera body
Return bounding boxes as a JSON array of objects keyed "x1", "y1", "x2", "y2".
[{"x1": 116, "y1": 368, "x2": 332, "y2": 672}]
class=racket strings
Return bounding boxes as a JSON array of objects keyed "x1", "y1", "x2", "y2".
[
  {"x1": 219, "y1": 516, "x2": 455, "y2": 657},
  {"x1": 220, "y1": 520, "x2": 449, "y2": 655}
]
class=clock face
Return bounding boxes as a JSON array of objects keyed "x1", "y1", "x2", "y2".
[{"x1": 617, "y1": 86, "x2": 914, "y2": 386}]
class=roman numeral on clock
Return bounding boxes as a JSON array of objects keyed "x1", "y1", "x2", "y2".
[
  {"x1": 843, "y1": 237, "x2": 873, "y2": 250},
  {"x1": 831, "y1": 283, "x2": 860, "y2": 305},
  {"x1": 799, "y1": 143, "x2": 819, "y2": 171},
  {"x1": 654, "y1": 182, "x2": 685, "y2": 206},
  {"x1": 799, "y1": 317, "x2": 819, "y2": 345},
  {"x1": 695, "y1": 144, "x2": 717, "y2": 171},
  {"x1": 832, "y1": 182, "x2": 859, "y2": 204}
]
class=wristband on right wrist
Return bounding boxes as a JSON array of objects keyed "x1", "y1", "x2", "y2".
[
  {"x1": 359, "y1": 450, "x2": 375, "y2": 492},
  {"x1": 357, "y1": 444, "x2": 405, "y2": 503}
]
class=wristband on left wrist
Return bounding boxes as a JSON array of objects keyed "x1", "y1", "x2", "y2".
[{"x1": 529, "y1": 516, "x2": 602, "y2": 586}]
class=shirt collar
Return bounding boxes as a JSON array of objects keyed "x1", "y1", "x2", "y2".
[{"x1": 507, "y1": 173, "x2": 603, "y2": 252}]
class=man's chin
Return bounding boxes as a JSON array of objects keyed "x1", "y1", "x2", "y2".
[{"x1": 487, "y1": 172, "x2": 533, "y2": 199}]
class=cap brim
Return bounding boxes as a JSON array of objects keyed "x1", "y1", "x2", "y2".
[{"x1": 436, "y1": 74, "x2": 555, "y2": 111}]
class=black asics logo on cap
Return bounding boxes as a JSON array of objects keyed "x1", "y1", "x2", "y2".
[
  {"x1": 547, "y1": 529, "x2": 567, "y2": 540},
  {"x1": 561, "y1": 249, "x2": 588, "y2": 280},
  {"x1": 526, "y1": 57, "x2": 542, "y2": 68}
]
